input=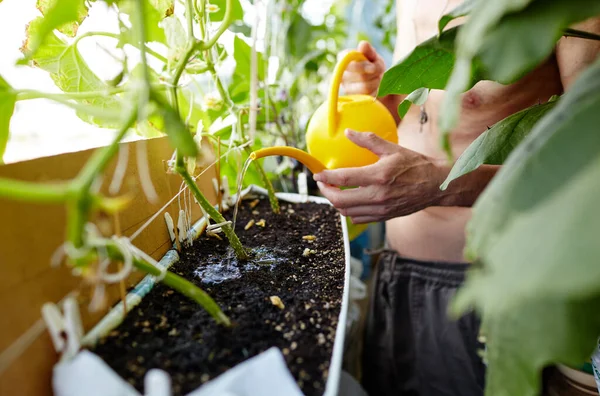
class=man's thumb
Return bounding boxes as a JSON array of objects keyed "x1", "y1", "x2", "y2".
[{"x1": 357, "y1": 41, "x2": 378, "y2": 62}]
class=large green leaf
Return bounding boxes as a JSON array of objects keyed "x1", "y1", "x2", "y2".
[
  {"x1": 439, "y1": 0, "x2": 600, "y2": 151},
  {"x1": 23, "y1": 19, "x2": 122, "y2": 127},
  {"x1": 36, "y1": 0, "x2": 88, "y2": 37},
  {"x1": 0, "y1": 76, "x2": 17, "y2": 162},
  {"x1": 478, "y1": 0, "x2": 600, "y2": 84},
  {"x1": 233, "y1": 35, "x2": 265, "y2": 80},
  {"x1": 439, "y1": 0, "x2": 534, "y2": 147},
  {"x1": 440, "y1": 98, "x2": 558, "y2": 190},
  {"x1": 208, "y1": 0, "x2": 243, "y2": 22},
  {"x1": 22, "y1": 0, "x2": 87, "y2": 60},
  {"x1": 438, "y1": 0, "x2": 476, "y2": 33},
  {"x1": 377, "y1": 27, "x2": 487, "y2": 97},
  {"x1": 479, "y1": 296, "x2": 600, "y2": 396},
  {"x1": 454, "y1": 57, "x2": 600, "y2": 315}
]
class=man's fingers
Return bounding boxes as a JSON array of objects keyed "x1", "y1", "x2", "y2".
[
  {"x1": 313, "y1": 163, "x2": 376, "y2": 187},
  {"x1": 342, "y1": 70, "x2": 381, "y2": 83},
  {"x1": 349, "y1": 216, "x2": 379, "y2": 224},
  {"x1": 342, "y1": 81, "x2": 381, "y2": 96},
  {"x1": 357, "y1": 41, "x2": 378, "y2": 62},
  {"x1": 345, "y1": 129, "x2": 398, "y2": 157},
  {"x1": 345, "y1": 61, "x2": 378, "y2": 75},
  {"x1": 315, "y1": 182, "x2": 379, "y2": 208}
]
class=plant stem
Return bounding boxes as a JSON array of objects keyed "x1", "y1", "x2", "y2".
[
  {"x1": 74, "y1": 31, "x2": 168, "y2": 63},
  {"x1": 176, "y1": 157, "x2": 249, "y2": 260},
  {"x1": 67, "y1": 111, "x2": 137, "y2": 248},
  {"x1": 0, "y1": 178, "x2": 69, "y2": 203},
  {"x1": 563, "y1": 28, "x2": 600, "y2": 42},
  {"x1": 207, "y1": 61, "x2": 279, "y2": 212},
  {"x1": 198, "y1": 0, "x2": 233, "y2": 50},
  {"x1": 17, "y1": 88, "x2": 125, "y2": 101}
]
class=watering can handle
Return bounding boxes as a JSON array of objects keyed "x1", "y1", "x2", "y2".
[{"x1": 327, "y1": 50, "x2": 368, "y2": 137}]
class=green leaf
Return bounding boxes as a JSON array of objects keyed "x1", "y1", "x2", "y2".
[
  {"x1": 440, "y1": 98, "x2": 558, "y2": 190},
  {"x1": 208, "y1": 0, "x2": 243, "y2": 22},
  {"x1": 479, "y1": 296, "x2": 600, "y2": 396},
  {"x1": 118, "y1": 0, "x2": 167, "y2": 44},
  {"x1": 378, "y1": 27, "x2": 487, "y2": 97},
  {"x1": 438, "y1": 0, "x2": 534, "y2": 149},
  {"x1": 23, "y1": 20, "x2": 122, "y2": 127},
  {"x1": 152, "y1": 100, "x2": 199, "y2": 157},
  {"x1": 478, "y1": 0, "x2": 600, "y2": 84},
  {"x1": 438, "y1": 0, "x2": 476, "y2": 34},
  {"x1": 397, "y1": 88, "x2": 429, "y2": 119},
  {"x1": 162, "y1": 14, "x2": 186, "y2": 60},
  {"x1": 286, "y1": 13, "x2": 316, "y2": 60},
  {"x1": 22, "y1": 0, "x2": 88, "y2": 60},
  {"x1": 233, "y1": 35, "x2": 265, "y2": 80},
  {"x1": 0, "y1": 76, "x2": 17, "y2": 162},
  {"x1": 455, "y1": 58, "x2": 600, "y2": 316},
  {"x1": 36, "y1": 0, "x2": 88, "y2": 37}
]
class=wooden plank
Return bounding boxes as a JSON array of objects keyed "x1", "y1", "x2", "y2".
[{"x1": 0, "y1": 137, "x2": 218, "y2": 395}]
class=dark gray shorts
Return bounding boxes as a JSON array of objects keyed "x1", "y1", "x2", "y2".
[{"x1": 361, "y1": 250, "x2": 485, "y2": 396}]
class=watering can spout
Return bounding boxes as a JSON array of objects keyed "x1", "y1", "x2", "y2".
[{"x1": 250, "y1": 147, "x2": 327, "y2": 175}]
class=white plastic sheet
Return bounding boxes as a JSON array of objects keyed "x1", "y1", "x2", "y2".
[{"x1": 53, "y1": 348, "x2": 303, "y2": 396}]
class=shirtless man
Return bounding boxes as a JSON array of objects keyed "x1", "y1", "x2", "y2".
[{"x1": 313, "y1": 1, "x2": 600, "y2": 395}]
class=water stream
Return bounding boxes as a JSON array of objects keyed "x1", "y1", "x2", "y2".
[{"x1": 232, "y1": 156, "x2": 253, "y2": 230}]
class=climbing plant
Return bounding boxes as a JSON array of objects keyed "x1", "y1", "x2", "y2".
[{"x1": 379, "y1": 0, "x2": 600, "y2": 395}]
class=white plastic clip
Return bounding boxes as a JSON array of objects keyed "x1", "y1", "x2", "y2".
[
  {"x1": 222, "y1": 175, "x2": 232, "y2": 207},
  {"x1": 177, "y1": 209, "x2": 188, "y2": 247},
  {"x1": 298, "y1": 172, "x2": 308, "y2": 203},
  {"x1": 42, "y1": 296, "x2": 83, "y2": 362},
  {"x1": 144, "y1": 368, "x2": 172, "y2": 396},
  {"x1": 164, "y1": 212, "x2": 176, "y2": 245}
]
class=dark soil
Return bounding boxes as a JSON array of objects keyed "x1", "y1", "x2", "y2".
[{"x1": 92, "y1": 197, "x2": 346, "y2": 396}]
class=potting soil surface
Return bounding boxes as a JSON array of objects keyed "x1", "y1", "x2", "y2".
[{"x1": 92, "y1": 197, "x2": 346, "y2": 396}]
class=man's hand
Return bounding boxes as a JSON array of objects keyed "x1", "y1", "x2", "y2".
[
  {"x1": 341, "y1": 41, "x2": 386, "y2": 97},
  {"x1": 313, "y1": 130, "x2": 450, "y2": 224}
]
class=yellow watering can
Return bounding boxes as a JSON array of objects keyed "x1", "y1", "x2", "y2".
[{"x1": 250, "y1": 50, "x2": 397, "y2": 173}]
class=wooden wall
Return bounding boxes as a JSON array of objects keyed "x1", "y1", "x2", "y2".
[{"x1": 0, "y1": 137, "x2": 217, "y2": 396}]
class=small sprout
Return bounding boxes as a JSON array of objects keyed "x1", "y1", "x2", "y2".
[
  {"x1": 248, "y1": 199, "x2": 260, "y2": 209},
  {"x1": 270, "y1": 295, "x2": 285, "y2": 310},
  {"x1": 302, "y1": 235, "x2": 317, "y2": 241},
  {"x1": 256, "y1": 219, "x2": 266, "y2": 227},
  {"x1": 244, "y1": 219, "x2": 255, "y2": 230}
]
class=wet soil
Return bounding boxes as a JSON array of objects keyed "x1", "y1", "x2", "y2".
[{"x1": 92, "y1": 197, "x2": 346, "y2": 396}]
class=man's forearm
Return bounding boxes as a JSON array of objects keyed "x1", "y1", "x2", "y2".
[{"x1": 435, "y1": 164, "x2": 500, "y2": 208}]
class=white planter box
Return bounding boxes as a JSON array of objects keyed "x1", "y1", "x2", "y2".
[{"x1": 52, "y1": 186, "x2": 351, "y2": 396}]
